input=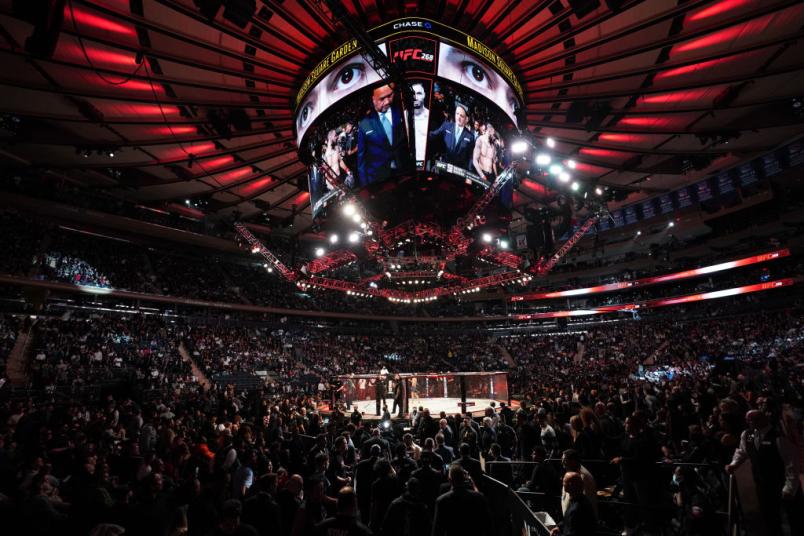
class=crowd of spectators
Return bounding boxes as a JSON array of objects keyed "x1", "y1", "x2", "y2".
[
  {"x1": 0, "y1": 300, "x2": 804, "y2": 536},
  {"x1": 27, "y1": 314, "x2": 194, "y2": 393},
  {"x1": 0, "y1": 304, "x2": 801, "y2": 536}
]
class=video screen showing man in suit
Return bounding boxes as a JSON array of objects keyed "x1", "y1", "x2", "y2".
[
  {"x1": 357, "y1": 83, "x2": 413, "y2": 187},
  {"x1": 428, "y1": 102, "x2": 476, "y2": 171}
]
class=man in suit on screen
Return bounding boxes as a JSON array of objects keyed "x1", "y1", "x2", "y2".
[
  {"x1": 428, "y1": 102, "x2": 476, "y2": 171},
  {"x1": 357, "y1": 84, "x2": 411, "y2": 187}
]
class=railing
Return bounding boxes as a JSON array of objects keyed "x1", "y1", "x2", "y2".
[{"x1": 485, "y1": 459, "x2": 738, "y2": 536}]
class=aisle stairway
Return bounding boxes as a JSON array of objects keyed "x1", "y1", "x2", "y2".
[
  {"x1": 5, "y1": 318, "x2": 36, "y2": 386},
  {"x1": 643, "y1": 340, "x2": 670, "y2": 366},
  {"x1": 495, "y1": 344, "x2": 516, "y2": 367},
  {"x1": 573, "y1": 342, "x2": 585, "y2": 363},
  {"x1": 178, "y1": 341, "x2": 211, "y2": 390}
]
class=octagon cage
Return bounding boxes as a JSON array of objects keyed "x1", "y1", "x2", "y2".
[{"x1": 333, "y1": 371, "x2": 509, "y2": 419}]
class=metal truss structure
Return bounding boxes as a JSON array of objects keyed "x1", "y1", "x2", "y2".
[{"x1": 236, "y1": 160, "x2": 599, "y2": 301}]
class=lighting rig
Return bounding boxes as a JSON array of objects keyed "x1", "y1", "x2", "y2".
[{"x1": 234, "y1": 136, "x2": 608, "y2": 303}]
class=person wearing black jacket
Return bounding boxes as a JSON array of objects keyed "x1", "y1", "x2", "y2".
[
  {"x1": 314, "y1": 487, "x2": 372, "y2": 536},
  {"x1": 369, "y1": 459, "x2": 401, "y2": 534},
  {"x1": 242, "y1": 474, "x2": 282, "y2": 536},
  {"x1": 382, "y1": 477, "x2": 432, "y2": 536},
  {"x1": 432, "y1": 465, "x2": 492, "y2": 536},
  {"x1": 454, "y1": 443, "x2": 483, "y2": 485},
  {"x1": 354, "y1": 445, "x2": 381, "y2": 524},
  {"x1": 550, "y1": 473, "x2": 597, "y2": 536},
  {"x1": 410, "y1": 452, "x2": 444, "y2": 514},
  {"x1": 485, "y1": 443, "x2": 513, "y2": 488},
  {"x1": 611, "y1": 415, "x2": 660, "y2": 534}
]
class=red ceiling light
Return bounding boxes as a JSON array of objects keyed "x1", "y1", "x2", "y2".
[
  {"x1": 64, "y1": 6, "x2": 136, "y2": 36},
  {"x1": 293, "y1": 191, "x2": 311, "y2": 204},
  {"x1": 655, "y1": 58, "x2": 731, "y2": 80},
  {"x1": 572, "y1": 162, "x2": 609, "y2": 174},
  {"x1": 58, "y1": 43, "x2": 137, "y2": 66},
  {"x1": 579, "y1": 147, "x2": 632, "y2": 159},
  {"x1": 639, "y1": 88, "x2": 714, "y2": 104},
  {"x1": 128, "y1": 104, "x2": 179, "y2": 116},
  {"x1": 149, "y1": 126, "x2": 197, "y2": 136},
  {"x1": 235, "y1": 177, "x2": 273, "y2": 195},
  {"x1": 688, "y1": 0, "x2": 754, "y2": 22},
  {"x1": 201, "y1": 156, "x2": 234, "y2": 169},
  {"x1": 598, "y1": 133, "x2": 648, "y2": 143},
  {"x1": 618, "y1": 116, "x2": 680, "y2": 128},
  {"x1": 160, "y1": 142, "x2": 215, "y2": 160},
  {"x1": 674, "y1": 22, "x2": 760, "y2": 54},
  {"x1": 114, "y1": 80, "x2": 163, "y2": 92},
  {"x1": 521, "y1": 179, "x2": 549, "y2": 195},
  {"x1": 216, "y1": 167, "x2": 253, "y2": 184}
]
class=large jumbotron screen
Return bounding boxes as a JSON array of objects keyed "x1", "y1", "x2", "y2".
[{"x1": 294, "y1": 19, "x2": 524, "y2": 219}]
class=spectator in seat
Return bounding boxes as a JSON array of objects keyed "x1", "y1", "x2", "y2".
[{"x1": 726, "y1": 409, "x2": 803, "y2": 536}]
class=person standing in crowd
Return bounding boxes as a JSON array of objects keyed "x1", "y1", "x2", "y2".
[
  {"x1": 314, "y1": 487, "x2": 371, "y2": 536},
  {"x1": 726, "y1": 409, "x2": 803, "y2": 536},
  {"x1": 381, "y1": 476, "x2": 432, "y2": 536},
  {"x1": 560, "y1": 449, "x2": 597, "y2": 518},
  {"x1": 432, "y1": 465, "x2": 492, "y2": 536},
  {"x1": 550, "y1": 473, "x2": 597, "y2": 536}
]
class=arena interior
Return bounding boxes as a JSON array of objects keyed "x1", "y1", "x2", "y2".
[{"x1": 0, "y1": 1, "x2": 803, "y2": 535}]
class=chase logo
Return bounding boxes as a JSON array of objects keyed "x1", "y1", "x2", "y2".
[{"x1": 393, "y1": 20, "x2": 433, "y2": 30}]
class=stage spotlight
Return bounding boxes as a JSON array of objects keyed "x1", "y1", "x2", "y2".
[
  {"x1": 185, "y1": 199, "x2": 191, "y2": 205},
  {"x1": 559, "y1": 171, "x2": 571, "y2": 183},
  {"x1": 636, "y1": 231, "x2": 642, "y2": 237},
  {"x1": 342, "y1": 203, "x2": 356, "y2": 216},
  {"x1": 315, "y1": 247, "x2": 325, "y2": 257},
  {"x1": 594, "y1": 187, "x2": 603, "y2": 196},
  {"x1": 571, "y1": 181, "x2": 580, "y2": 191},
  {"x1": 329, "y1": 234, "x2": 339, "y2": 244},
  {"x1": 352, "y1": 213, "x2": 362, "y2": 223},
  {"x1": 668, "y1": 221, "x2": 675, "y2": 228},
  {"x1": 567, "y1": 159, "x2": 577, "y2": 169},
  {"x1": 348, "y1": 232, "x2": 359, "y2": 243},
  {"x1": 546, "y1": 137, "x2": 556, "y2": 148},
  {"x1": 549, "y1": 164, "x2": 563, "y2": 176},
  {"x1": 500, "y1": 239, "x2": 509, "y2": 249},
  {"x1": 266, "y1": 267, "x2": 273, "y2": 273},
  {"x1": 535, "y1": 153, "x2": 551, "y2": 166},
  {"x1": 511, "y1": 140, "x2": 529, "y2": 154},
  {"x1": 482, "y1": 233, "x2": 493, "y2": 243}
]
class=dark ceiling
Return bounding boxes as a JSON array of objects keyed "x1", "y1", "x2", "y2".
[{"x1": 1, "y1": 0, "x2": 803, "y2": 238}]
